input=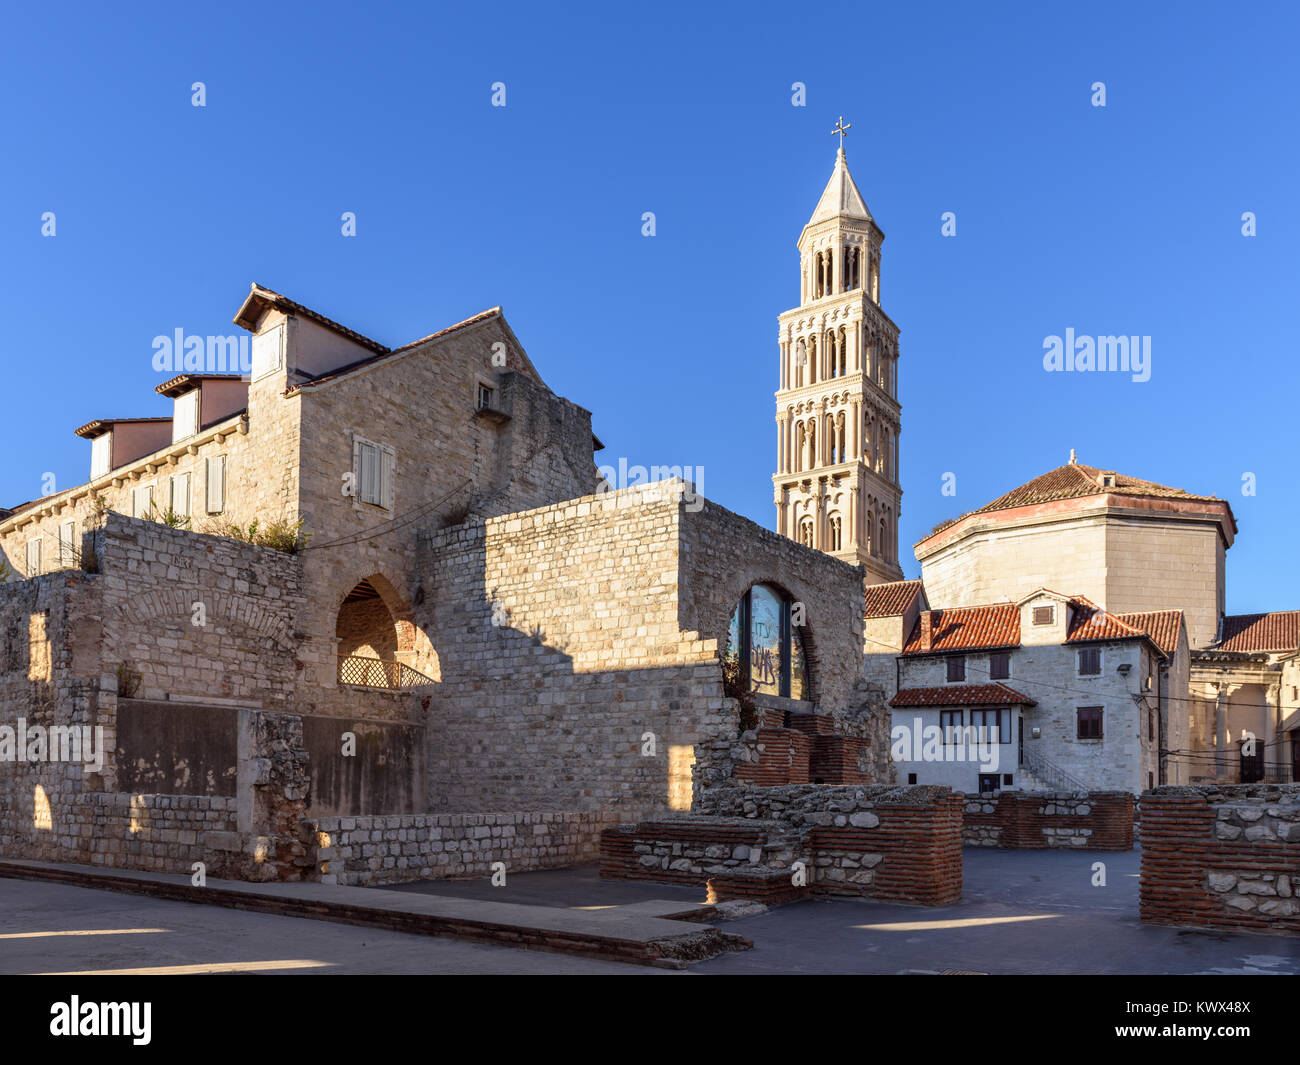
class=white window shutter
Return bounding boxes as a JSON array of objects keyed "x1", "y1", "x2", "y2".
[
  {"x1": 172, "y1": 472, "x2": 191, "y2": 518},
  {"x1": 58, "y1": 522, "x2": 76, "y2": 567},
  {"x1": 26, "y1": 539, "x2": 41, "y2": 576},
  {"x1": 206, "y1": 456, "x2": 225, "y2": 513},
  {"x1": 382, "y1": 448, "x2": 395, "y2": 511}
]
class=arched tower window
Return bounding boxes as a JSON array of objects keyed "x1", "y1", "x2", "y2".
[
  {"x1": 799, "y1": 518, "x2": 814, "y2": 547},
  {"x1": 724, "y1": 583, "x2": 810, "y2": 701},
  {"x1": 828, "y1": 514, "x2": 843, "y2": 551},
  {"x1": 866, "y1": 509, "x2": 875, "y2": 554}
]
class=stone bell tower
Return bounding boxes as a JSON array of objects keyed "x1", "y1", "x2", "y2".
[{"x1": 772, "y1": 120, "x2": 904, "y2": 585}]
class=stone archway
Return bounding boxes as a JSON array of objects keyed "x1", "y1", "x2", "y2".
[{"x1": 335, "y1": 574, "x2": 438, "y2": 687}]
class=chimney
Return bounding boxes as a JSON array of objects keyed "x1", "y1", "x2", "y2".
[
  {"x1": 1069, "y1": 448, "x2": 1077, "y2": 464},
  {"x1": 919, "y1": 611, "x2": 933, "y2": 652}
]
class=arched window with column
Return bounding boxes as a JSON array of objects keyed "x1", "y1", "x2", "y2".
[
  {"x1": 724, "y1": 583, "x2": 810, "y2": 701},
  {"x1": 828, "y1": 514, "x2": 843, "y2": 551}
]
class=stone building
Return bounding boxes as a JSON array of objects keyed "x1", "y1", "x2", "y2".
[
  {"x1": 772, "y1": 145, "x2": 904, "y2": 585},
  {"x1": 887, "y1": 588, "x2": 1188, "y2": 795},
  {"x1": 0, "y1": 279, "x2": 887, "y2": 883},
  {"x1": 912, "y1": 454, "x2": 1298, "y2": 786}
]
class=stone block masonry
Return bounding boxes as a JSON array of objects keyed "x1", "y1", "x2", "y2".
[
  {"x1": 603, "y1": 784, "x2": 963, "y2": 906},
  {"x1": 307, "y1": 810, "x2": 625, "y2": 886},
  {"x1": 962, "y1": 791, "x2": 1135, "y2": 849},
  {"x1": 1140, "y1": 784, "x2": 1300, "y2": 935}
]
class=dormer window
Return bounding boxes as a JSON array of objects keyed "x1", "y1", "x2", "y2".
[
  {"x1": 1097, "y1": 472, "x2": 1118, "y2": 487},
  {"x1": 90, "y1": 433, "x2": 111, "y2": 479},
  {"x1": 172, "y1": 390, "x2": 199, "y2": 442},
  {"x1": 1032, "y1": 605, "x2": 1055, "y2": 626}
]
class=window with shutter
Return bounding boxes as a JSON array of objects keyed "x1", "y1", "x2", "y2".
[
  {"x1": 132, "y1": 485, "x2": 154, "y2": 519},
  {"x1": 946, "y1": 656, "x2": 965, "y2": 682},
  {"x1": 26, "y1": 538, "x2": 41, "y2": 576},
  {"x1": 171, "y1": 472, "x2": 191, "y2": 518},
  {"x1": 354, "y1": 438, "x2": 394, "y2": 510},
  {"x1": 172, "y1": 390, "x2": 199, "y2": 441},
  {"x1": 206, "y1": 456, "x2": 226, "y2": 514},
  {"x1": 1077, "y1": 706, "x2": 1104, "y2": 739},
  {"x1": 58, "y1": 522, "x2": 76, "y2": 567},
  {"x1": 90, "y1": 433, "x2": 112, "y2": 479},
  {"x1": 989, "y1": 652, "x2": 1010, "y2": 680},
  {"x1": 1032, "y1": 605, "x2": 1055, "y2": 626},
  {"x1": 251, "y1": 325, "x2": 284, "y2": 382},
  {"x1": 1078, "y1": 648, "x2": 1101, "y2": 675}
]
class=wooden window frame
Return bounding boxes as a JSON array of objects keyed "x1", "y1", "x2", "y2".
[{"x1": 1077, "y1": 706, "x2": 1104, "y2": 740}]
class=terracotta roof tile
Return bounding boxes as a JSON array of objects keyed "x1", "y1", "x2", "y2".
[
  {"x1": 902, "y1": 603, "x2": 1019, "y2": 655},
  {"x1": 1064, "y1": 601, "x2": 1147, "y2": 644},
  {"x1": 923, "y1": 460, "x2": 1229, "y2": 541},
  {"x1": 890, "y1": 683, "x2": 1037, "y2": 708},
  {"x1": 864, "y1": 578, "x2": 924, "y2": 618},
  {"x1": 1114, "y1": 610, "x2": 1184, "y2": 656},
  {"x1": 1217, "y1": 611, "x2": 1300, "y2": 653}
]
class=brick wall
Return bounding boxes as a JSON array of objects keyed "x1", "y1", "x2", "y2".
[
  {"x1": 962, "y1": 790, "x2": 1134, "y2": 849},
  {"x1": 606, "y1": 784, "x2": 963, "y2": 906},
  {"x1": 1140, "y1": 784, "x2": 1300, "y2": 935}
]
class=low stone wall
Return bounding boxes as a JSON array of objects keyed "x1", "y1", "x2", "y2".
[
  {"x1": 1140, "y1": 784, "x2": 1300, "y2": 936},
  {"x1": 602, "y1": 784, "x2": 963, "y2": 906},
  {"x1": 306, "y1": 810, "x2": 625, "y2": 886},
  {"x1": 962, "y1": 791, "x2": 1135, "y2": 849}
]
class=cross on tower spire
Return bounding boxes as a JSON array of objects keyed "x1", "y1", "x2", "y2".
[{"x1": 831, "y1": 115, "x2": 851, "y2": 152}]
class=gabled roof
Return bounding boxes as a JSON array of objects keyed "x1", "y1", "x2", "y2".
[
  {"x1": 864, "y1": 578, "x2": 925, "y2": 618},
  {"x1": 807, "y1": 148, "x2": 873, "y2": 226},
  {"x1": 891, "y1": 683, "x2": 1037, "y2": 709},
  {"x1": 155, "y1": 373, "x2": 245, "y2": 397},
  {"x1": 1113, "y1": 610, "x2": 1185, "y2": 656},
  {"x1": 74, "y1": 417, "x2": 170, "y2": 439},
  {"x1": 1216, "y1": 611, "x2": 1300, "y2": 653},
  {"x1": 902, "y1": 603, "x2": 1020, "y2": 655},
  {"x1": 1064, "y1": 599, "x2": 1150, "y2": 645},
  {"x1": 234, "y1": 283, "x2": 388, "y2": 354}
]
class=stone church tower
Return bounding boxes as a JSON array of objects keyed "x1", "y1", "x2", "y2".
[{"x1": 773, "y1": 137, "x2": 904, "y2": 584}]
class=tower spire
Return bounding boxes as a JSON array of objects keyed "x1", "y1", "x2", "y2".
[{"x1": 831, "y1": 115, "x2": 852, "y2": 155}]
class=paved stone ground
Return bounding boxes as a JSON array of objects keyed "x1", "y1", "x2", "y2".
[{"x1": 3, "y1": 846, "x2": 1298, "y2": 974}]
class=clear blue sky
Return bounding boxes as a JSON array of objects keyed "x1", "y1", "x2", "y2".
[{"x1": 2, "y1": 1, "x2": 1296, "y2": 613}]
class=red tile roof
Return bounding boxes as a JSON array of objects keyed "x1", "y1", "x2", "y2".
[
  {"x1": 1064, "y1": 601, "x2": 1147, "y2": 644},
  {"x1": 1217, "y1": 611, "x2": 1300, "y2": 653},
  {"x1": 864, "y1": 578, "x2": 924, "y2": 618},
  {"x1": 1114, "y1": 610, "x2": 1185, "y2": 656},
  {"x1": 890, "y1": 683, "x2": 1037, "y2": 708},
  {"x1": 902, "y1": 603, "x2": 1019, "y2": 655},
  {"x1": 922, "y1": 460, "x2": 1230, "y2": 541}
]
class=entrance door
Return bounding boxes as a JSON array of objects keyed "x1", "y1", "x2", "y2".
[{"x1": 1239, "y1": 739, "x2": 1265, "y2": 783}]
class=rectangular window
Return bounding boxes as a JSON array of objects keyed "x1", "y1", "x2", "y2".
[
  {"x1": 940, "y1": 709, "x2": 963, "y2": 744},
  {"x1": 477, "y1": 383, "x2": 495, "y2": 410},
  {"x1": 1149, "y1": 710, "x2": 1156, "y2": 742},
  {"x1": 90, "y1": 433, "x2": 112, "y2": 479},
  {"x1": 907, "y1": 773, "x2": 917, "y2": 785},
  {"x1": 25, "y1": 538, "x2": 41, "y2": 577},
  {"x1": 970, "y1": 708, "x2": 1007, "y2": 744},
  {"x1": 132, "y1": 484, "x2": 155, "y2": 519},
  {"x1": 946, "y1": 656, "x2": 966, "y2": 682},
  {"x1": 172, "y1": 390, "x2": 199, "y2": 441},
  {"x1": 251, "y1": 325, "x2": 284, "y2": 382},
  {"x1": 1077, "y1": 706, "x2": 1104, "y2": 740},
  {"x1": 206, "y1": 455, "x2": 226, "y2": 514},
  {"x1": 1032, "y1": 605, "x2": 1055, "y2": 626},
  {"x1": 1078, "y1": 647, "x2": 1101, "y2": 675},
  {"x1": 58, "y1": 521, "x2": 77, "y2": 568},
  {"x1": 170, "y1": 471, "x2": 191, "y2": 519},
  {"x1": 354, "y1": 438, "x2": 395, "y2": 510},
  {"x1": 989, "y1": 652, "x2": 1010, "y2": 680},
  {"x1": 978, "y1": 773, "x2": 1000, "y2": 795}
]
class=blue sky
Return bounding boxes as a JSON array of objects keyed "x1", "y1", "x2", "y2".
[{"x1": 1, "y1": 1, "x2": 1296, "y2": 612}]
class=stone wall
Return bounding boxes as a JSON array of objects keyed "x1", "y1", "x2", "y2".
[
  {"x1": 1140, "y1": 784, "x2": 1300, "y2": 935},
  {"x1": 606, "y1": 783, "x2": 963, "y2": 906},
  {"x1": 962, "y1": 790, "x2": 1135, "y2": 849},
  {"x1": 306, "y1": 809, "x2": 624, "y2": 886}
]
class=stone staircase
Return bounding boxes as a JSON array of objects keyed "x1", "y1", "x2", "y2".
[{"x1": 1016, "y1": 747, "x2": 1088, "y2": 793}]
